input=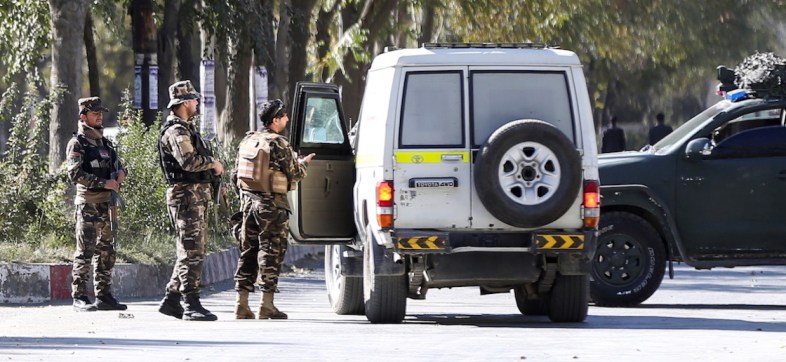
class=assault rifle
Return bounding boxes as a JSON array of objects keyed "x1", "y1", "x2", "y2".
[{"x1": 109, "y1": 156, "x2": 126, "y2": 251}]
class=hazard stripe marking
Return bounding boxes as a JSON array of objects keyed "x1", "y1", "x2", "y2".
[
  {"x1": 396, "y1": 236, "x2": 447, "y2": 250},
  {"x1": 535, "y1": 234, "x2": 584, "y2": 250}
]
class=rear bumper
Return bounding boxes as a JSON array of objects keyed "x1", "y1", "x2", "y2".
[{"x1": 391, "y1": 228, "x2": 597, "y2": 258}]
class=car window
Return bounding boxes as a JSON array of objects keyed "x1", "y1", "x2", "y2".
[
  {"x1": 301, "y1": 96, "x2": 346, "y2": 145},
  {"x1": 399, "y1": 71, "x2": 464, "y2": 148},
  {"x1": 471, "y1": 71, "x2": 574, "y2": 147},
  {"x1": 711, "y1": 125, "x2": 786, "y2": 159},
  {"x1": 651, "y1": 100, "x2": 731, "y2": 153}
]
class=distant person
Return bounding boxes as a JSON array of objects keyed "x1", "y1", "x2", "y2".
[
  {"x1": 66, "y1": 97, "x2": 128, "y2": 312},
  {"x1": 601, "y1": 116, "x2": 626, "y2": 153},
  {"x1": 649, "y1": 112, "x2": 673, "y2": 145}
]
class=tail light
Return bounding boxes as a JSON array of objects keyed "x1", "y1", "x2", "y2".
[
  {"x1": 376, "y1": 181, "x2": 394, "y2": 228},
  {"x1": 582, "y1": 180, "x2": 600, "y2": 229}
]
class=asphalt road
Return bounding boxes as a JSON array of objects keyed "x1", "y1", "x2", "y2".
[{"x1": 2, "y1": 264, "x2": 786, "y2": 361}]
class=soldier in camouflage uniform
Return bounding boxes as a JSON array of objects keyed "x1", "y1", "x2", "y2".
[
  {"x1": 232, "y1": 99, "x2": 315, "y2": 319},
  {"x1": 66, "y1": 97, "x2": 128, "y2": 312},
  {"x1": 157, "y1": 80, "x2": 224, "y2": 321}
]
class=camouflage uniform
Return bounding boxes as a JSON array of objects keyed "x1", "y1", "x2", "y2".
[
  {"x1": 234, "y1": 127, "x2": 309, "y2": 294},
  {"x1": 159, "y1": 113, "x2": 216, "y2": 296},
  {"x1": 66, "y1": 101, "x2": 126, "y2": 300}
]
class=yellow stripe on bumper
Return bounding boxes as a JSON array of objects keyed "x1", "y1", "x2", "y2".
[
  {"x1": 535, "y1": 234, "x2": 584, "y2": 250},
  {"x1": 396, "y1": 235, "x2": 447, "y2": 250}
]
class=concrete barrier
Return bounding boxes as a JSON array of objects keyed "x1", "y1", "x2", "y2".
[{"x1": 0, "y1": 245, "x2": 323, "y2": 304}]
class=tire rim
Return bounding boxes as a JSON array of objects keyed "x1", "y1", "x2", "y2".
[
  {"x1": 593, "y1": 233, "x2": 646, "y2": 286},
  {"x1": 498, "y1": 141, "x2": 561, "y2": 205},
  {"x1": 328, "y1": 245, "x2": 343, "y2": 295}
]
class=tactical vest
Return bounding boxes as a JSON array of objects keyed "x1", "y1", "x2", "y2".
[
  {"x1": 158, "y1": 118, "x2": 214, "y2": 185},
  {"x1": 236, "y1": 131, "x2": 290, "y2": 194},
  {"x1": 75, "y1": 134, "x2": 116, "y2": 191}
]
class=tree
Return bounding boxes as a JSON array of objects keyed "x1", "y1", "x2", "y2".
[{"x1": 48, "y1": 0, "x2": 89, "y2": 172}]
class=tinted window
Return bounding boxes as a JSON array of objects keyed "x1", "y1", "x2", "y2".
[
  {"x1": 712, "y1": 125, "x2": 786, "y2": 159},
  {"x1": 472, "y1": 71, "x2": 574, "y2": 146},
  {"x1": 400, "y1": 72, "x2": 464, "y2": 147}
]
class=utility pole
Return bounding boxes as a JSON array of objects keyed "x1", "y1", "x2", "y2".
[{"x1": 131, "y1": 0, "x2": 158, "y2": 126}]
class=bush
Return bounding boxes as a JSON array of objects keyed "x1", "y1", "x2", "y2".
[{"x1": 0, "y1": 88, "x2": 239, "y2": 264}]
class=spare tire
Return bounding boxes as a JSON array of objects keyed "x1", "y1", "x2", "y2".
[{"x1": 475, "y1": 119, "x2": 581, "y2": 228}]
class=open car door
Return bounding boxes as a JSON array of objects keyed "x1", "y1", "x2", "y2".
[{"x1": 288, "y1": 82, "x2": 356, "y2": 244}]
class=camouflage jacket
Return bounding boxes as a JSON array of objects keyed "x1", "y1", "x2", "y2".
[
  {"x1": 159, "y1": 114, "x2": 215, "y2": 206},
  {"x1": 66, "y1": 122, "x2": 127, "y2": 205},
  {"x1": 242, "y1": 127, "x2": 309, "y2": 210}
]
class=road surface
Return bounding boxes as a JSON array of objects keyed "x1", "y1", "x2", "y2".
[{"x1": 2, "y1": 264, "x2": 786, "y2": 361}]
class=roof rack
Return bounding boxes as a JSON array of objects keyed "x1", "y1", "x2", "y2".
[{"x1": 422, "y1": 42, "x2": 556, "y2": 50}]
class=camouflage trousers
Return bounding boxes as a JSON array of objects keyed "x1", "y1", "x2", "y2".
[
  {"x1": 72, "y1": 202, "x2": 116, "y2": 299},
  {"x1": 234, "y1": 193, "x2": 289, "y2": 293},
  {"x1": 165, "y1": 201, "x2": 208, "y2": 296}
]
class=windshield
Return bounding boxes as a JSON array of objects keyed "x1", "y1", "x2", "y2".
[{"x1": 650, "y1": 100, "x2": 731, "y2": 153}]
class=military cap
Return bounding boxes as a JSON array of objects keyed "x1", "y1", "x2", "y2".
[
  {"x1": 78, "y1": 97, "x2": 109, "y2": 114},
  {"x1": 167, "y1": 80, "x2": 201, "y2": 108}
]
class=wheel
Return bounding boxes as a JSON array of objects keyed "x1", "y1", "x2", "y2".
[
  {"x1": 548, "y1": 273, "x2": 589, "y2": 323},
  {"x1": 324, "y1": 245, "x2": 364, "y2": 315},
  {"x1": 474, "y1": 119, "x2": 581, "y2": 228},
  {"x1": 513, "y1": 286, "x2": 549, "y2": 316},
  {"x1": 590, "y1": 211, "x2": 667, "y2": 307},
  {"x1": 363, "y1": 238, "x2": 407, "y2": 324}
]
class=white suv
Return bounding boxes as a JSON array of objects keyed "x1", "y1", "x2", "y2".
[{"x1": 287, "y1": 43, "x2": 600, "y2": 323}]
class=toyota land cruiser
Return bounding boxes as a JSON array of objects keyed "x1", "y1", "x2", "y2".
[{"x1": 286, "y1": 43, "x2": 600, "y2": 323}]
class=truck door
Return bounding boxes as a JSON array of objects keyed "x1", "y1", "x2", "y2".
[
  {"x1": 393, "y1": 68, "x2": 472, "y2": 229},
  {"x1": 288, "y1": 82, "x2": 355, "y2": 243}
]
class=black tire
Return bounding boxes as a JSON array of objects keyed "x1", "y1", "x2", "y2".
[
  {"x1": 590, "y1": 212, "x2": 667, "y2": 307},
  {"x1": 548, "y1": 274, "x2": 589, "y2": 323},
  {"x1": 475, "y1": 120, "x2": 581, "y2": 228},
  {"x1": 363, "y1": 239, "x2": 407, "y2": 324},
  {"x1": 324, "y1": 245, "x2": 364, "y2": 315},
  {"x1": 513, "y1": 286, "x2": 550, "y2": 316}
]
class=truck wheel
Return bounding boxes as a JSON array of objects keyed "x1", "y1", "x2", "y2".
[
  {"x1": 325, "y1": 245, "x2": 364, "y2": 315},
  {"x1": 513, "y1": 286, "x2": 550, "y2": 316},
  {"x1": 590, "y1": 211, "x2": 666, "y2": 307},
  {"x1": 475, "y1": 119, "x2": 581, "y2": 228},
  {"x1": 548, "y1": 273, "x2": 589, "y2": 323},
  {"x1": 363, "y1": 238, "x2": 407, "y2": 324}
]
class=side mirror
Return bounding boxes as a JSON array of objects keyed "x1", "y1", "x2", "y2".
[{"x1": 685, "y1": 138, "x2": 711, "y2": 160}]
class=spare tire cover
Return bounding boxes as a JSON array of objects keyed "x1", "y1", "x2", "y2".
[{"x1": 474, "y1": 119, "x2": 582, "y2": 228}]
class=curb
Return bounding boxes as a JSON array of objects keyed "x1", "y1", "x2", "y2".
[{"x1": 0, "y1": 245, "x2": 323, "y2": 304}]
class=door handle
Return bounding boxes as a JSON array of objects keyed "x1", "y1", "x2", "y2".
[
  {"x1": 441, "y1": 154, "x2": 463, "y2": 162},
  {"x1": 324, "y1": 176, "x2": 331, "y2": 194}
]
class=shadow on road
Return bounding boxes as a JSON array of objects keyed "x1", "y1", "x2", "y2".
[{"x1": 406, "y1": 313, "x2": 786, "y2": 332}]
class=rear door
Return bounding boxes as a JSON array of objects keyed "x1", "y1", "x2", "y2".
[
  {"x1": 393, "y1": 68, "x2": 472, "y2": 229},
  {"x1": 288, "y1": 82, "x2": 355, "y2": 243}
]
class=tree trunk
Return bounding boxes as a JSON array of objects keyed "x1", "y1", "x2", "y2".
[
  {"x1": 335, "y1": 0, "x2": 398, "y2": 122},
  {"x1": 417, "y1": 0, "x2": 436, "y2": 46},
  {"x1": 48, "y1": 0, "x2": 88, "y2": 172},
  {"x1": 84, "y1": 11, "x2": 100, "y2": 97},
  {"x1": 274, "y1": 0, "x2": 292, "y2": 104},
  {"x1": 177, "y1": 0, "x2": 199, "y2": 87},
  {"x1": 220, "y1": 49, "x2": 251, "y2": 145},
  {"x1": 287, "y1": 0, "x2": 318, "y2": 102},
  {"x1": 158, "y1": 0, "x2": 181, "y2": 114},
  {"x1": 315, "y1": 2, "x2": 339, "y2": 82},
  {"x1": 258, "y1": 0, "x2": 276, "y2": 103}
]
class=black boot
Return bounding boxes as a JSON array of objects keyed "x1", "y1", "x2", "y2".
[
  {"x1": 73, "y1": 296, "x2": 97, "y2": 312},
  {"x1": 182, "y1": 293, "x2": 217, "y2": 321},
  {"x1": 95, "y1": 293, "x2": 128, "y2": 311},
  {"x1": 158, "y1": 292, "x2": 184, "y2": 319}
]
